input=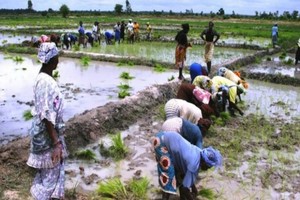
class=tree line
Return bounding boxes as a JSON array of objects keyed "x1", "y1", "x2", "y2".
[{"x1": 0, "y1": 0, "x2": 298, "y2": 21}]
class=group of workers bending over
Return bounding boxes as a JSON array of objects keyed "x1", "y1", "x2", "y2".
[{"x1": 152, "y1": 62, "x2": 249, "y2": 199}]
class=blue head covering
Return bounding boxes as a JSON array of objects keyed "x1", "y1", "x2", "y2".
[
  {"x1": 201, "y1": 146, "x2": 222, "y2": 168},
  {"x1": 37, "y1": 42, "x2": 59, "y2": 64}
]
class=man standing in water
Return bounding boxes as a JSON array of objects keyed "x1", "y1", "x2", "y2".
[{"x1": 200, "y1": 21, "x2": 220, "y2": 74}]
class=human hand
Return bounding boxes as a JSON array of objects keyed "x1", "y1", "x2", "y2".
[{"x1": 52, "y1": 143, "x2": 62, "y2": 165}]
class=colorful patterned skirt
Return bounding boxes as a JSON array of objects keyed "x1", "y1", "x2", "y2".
[{"x1": 152, "y1": 132, "x2": 177, "y2": 195}]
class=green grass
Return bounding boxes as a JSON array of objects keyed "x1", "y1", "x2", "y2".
[
  {"x1": 97, "y1": 178, "x2": 128, "y2": 199},
  {"x1": 22, "y1": 109, "x2": 33, "y2": 121},
  {"x1": 117, "y1": 83, "x2": 131, "y2": 90},
  {"x1": 99, "y1": 132, "x2": 128, "y2": 161},
  {"x1": 119, "y1": 72, "x2": 134, "y2": 80},
  {"x1": 153, "y1": 63, "x2": 167, "y2": 72},
  {"x1": 127, "y1": 177, "x2": 150, "y2": 200},
  {"x1": 118, "y1": 89, "x2": 130, "y2": 98},
  {"x1": 75, "y1": 149, "x2": 97, "y2": 160},
  {"x1": 53, "y1": 70, "x2": 60, "y2": 79},
  {"x1": 96, "y1": 177, "x2": 149, "y2": 200},
  {"x1": 80, "y1": 56, "x2": 91, "y2": 66},
  {"x1": 198, "y1": 188, "x2": 216, "y2": 200}
]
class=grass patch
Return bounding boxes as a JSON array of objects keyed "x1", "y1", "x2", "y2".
[
  {"x1": 120, "y1": 72, "x2": 134, "y2": 80},
  {"x1": 96, "y1": 177, "x2": 149, "y2": 200},
  {"x1": 99, "y1": 132, "x2": 128, "y2": 161},
  {"x1": 75, "y1": 149, "x2": 96, "y2": 160},
  {"x1": 53, "y1": 70, "x2": 60, "y2": 80},
  {"x1": 118, "y1": 89, "x2": 130, "y2": 99},
  {"x1": 80, "y1": 56, "x2": 91, "y2": 66},
  {"x1": 153, "y1": 63, "x2": 166, "y2": 72},
  {"x1": 117, "y1": 83, "x2": 131, "y2": 90},
  {"x1": 198, "y1": 188, "x2": 216, "y2": 200},
  {"x1": 23, "y1": 109, "x2": 33, "y2": 121},
  {"x1": 117, "y1": 60, "x2": 135, "y2": 66}
]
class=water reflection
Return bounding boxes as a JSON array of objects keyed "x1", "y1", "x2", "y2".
[
  {"x1": 1, "y1": 52, "x2": 299, "y2": 144},
  {"x1": 0, "y1": 53, "x2": 177, "y2": 143}
]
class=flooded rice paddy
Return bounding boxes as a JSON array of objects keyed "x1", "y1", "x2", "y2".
[
  {"x1": 1, "y1": 30, "x2": 300, "y2": 199},
  {"x1": 1, "y1": 50, "x2": 300, "y2": 143}
]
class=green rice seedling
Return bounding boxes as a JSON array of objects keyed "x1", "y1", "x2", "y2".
[
  {"x1": 118, "y1": 89, "x2": 130, "y2": 98},
  {"x1": 198, "y1": 188, "x2": 216, "y2": 200},
  {"x1": 128, "y1": 177, "x2": 149, "y2": 200},
  {"x1": 80, "y1": 56, "x2": 91, "y2": 66},
  {"x1": 13, "y1": 56, "x2": 24, "y2": 63},
  {"x1": 73, "y1": 44, "x2": 80, "y2": 51},
  {"x1": 266, "y1": 57, "x2": 272, "y2": 61},
  {"x1": 156, "y1": 104, "x2": 166, "y2": 120},
  {"x1": 213, "y1": 117, "x2": 225, "y2": 126},
  {"x1": 2, "y1": 40, "x2": 8, "y2": 44},
  {"x1": 117, "y1": 83, "x2": 131, "y2": 90},
  {"x1": 220, "y1": 112, "x2": 231, "y2": 122},
  {"x1": 127, "y1": 61, "x2": 135, "y2": 66},
  {"x1": 120, "y1": 72, "x2": 134, "y2": 80},
  {"x1": 254, "y1": 57, "x2": 262, "y2": 64},
  {"x1": 153, "y1": 63, "x2": 166, "y2": 72},
  {"x1": 117, "y1": 60, "x2": 128, "y2": 66},
  {"x1": 75, "y1": 149, "x2": 96, "y2": 160},
  {"x1": 109, "y1": 132, "x2": 128, "y2": 160},
  {"x1": 23, "y1": 110, "x2": 33, "y2": 121},
  {"x1": 97, "y1": 178, "x2": 128, "y2": 199},
  {"x1": 99, "y1": 132, "x2": 128, "y2": 160},
  {"x1": 53, "y1": 70, "x2": 60, "y2": 80}
]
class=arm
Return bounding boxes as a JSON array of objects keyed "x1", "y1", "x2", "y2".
[
  {"x1": 44, "y1": 119, "x2": 62, "y2": 164},
  {"x1": 214, "y1": 31, "x2": 220, "y2": 44}
]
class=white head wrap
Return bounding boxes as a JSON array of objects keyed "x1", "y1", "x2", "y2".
[{"x1": 37, "y1": 42, "x2": 59, "y2": 64}]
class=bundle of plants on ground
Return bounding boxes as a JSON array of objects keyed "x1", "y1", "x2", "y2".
[
  {"x1": 96, "y1": 177, "x2": 149, "y2": 200},
  {"x1": 80, "y1": 56, "x2": 91, "y2": 66},
  {"x1": 75, "y1": 149, "x2": 97, "y2": 160},
  {"x1": 119, "y1": 71, "x2": 134, "y2": 80},
  {"x1": 99, "y1": 132, "x2": 128, "y2": 161},
  {"x1": 23, "y1": 109, "x2": 33, "y2": 121}
]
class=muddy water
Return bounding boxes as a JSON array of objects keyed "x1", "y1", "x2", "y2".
[
  {"x1": 88, "y1": 41, "x2": 255, "y2": 67},
  {"x1": 63, "y1": 79, "x2": 300, "y2": 198},
  {"x1": 246, "y1": 53, "x2": 300, "y2": 78},
  {"x1": 0, "y1": 53, "x2": 177, "y2": 144},
  {"x1": 1, "y1": 51, "x2": 300, "y2": 144},
  {"x1": 0, "y1": 33, "x2": 32, "y2": 45}
]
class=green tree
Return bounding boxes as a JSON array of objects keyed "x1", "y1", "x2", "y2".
[
  {"x1": 59, "y1": 4, "x2": 70, "y2": 18},
  {"x1": 114, "y1": 4, "x2": 123, "y2": 14},
  {"x1": 291, "y1": 10, "x2": 299, "y2": 19},
  {"x1": 28, "y1": 0, "x2": 33, "y2": 10},
  {"x1": 218, "y1": 8, "x2": 225, "y2": 15},
  {"x1": 125, "y1": 0, "x2": 132, "y2": 13}
]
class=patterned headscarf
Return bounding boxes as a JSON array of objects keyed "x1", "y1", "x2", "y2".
[
  {"x1": 201, "y1": 146, "x2": 222, "y2": 168},
  {"x1": 37, "y1": 42, "x2": 59, "y2": 64}
]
